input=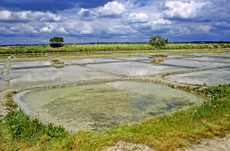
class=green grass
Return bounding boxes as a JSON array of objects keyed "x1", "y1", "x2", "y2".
[
  {"x1": 1, "y1": 84, "x2": 230, "y2": 150},
  {"x1": 0, "y1": 43, "x2": 230, "y2": 54}
]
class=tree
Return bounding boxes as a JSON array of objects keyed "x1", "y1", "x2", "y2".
[
  {"x1": 49, "y1": 36, "x2": 64, "y2": 47},
  {"x1": 149, "y1": 35, "x2": 167, "y2": 48}
]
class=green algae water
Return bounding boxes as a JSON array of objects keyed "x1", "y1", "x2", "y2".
[{"x1": 14, "y1": 81, "x2": 205, "y2": 132}]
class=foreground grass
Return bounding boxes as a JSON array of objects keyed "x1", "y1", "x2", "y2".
[
  {"x1": 0, "y1": 43, "x2": 230, "y2": 54},
  {"x1": 0, "y1": 84, "x2": 230, "y2": 151}
]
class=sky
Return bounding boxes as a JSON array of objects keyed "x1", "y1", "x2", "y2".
[{"x1": 0, "y1": 0, "x2": 229, "y2": 45}]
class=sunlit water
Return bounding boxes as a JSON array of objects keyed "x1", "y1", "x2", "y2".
[
  {"x1": 11, "y1": 61, "x2": 51, "y2": 68},
  {"x1": 156, "y1": 59, "x2": 227, "y2": 68},
  {"x1": 0, "y1": 63, "x2": 5, "y2": 68},
  {"x1": 165, "y1": 68, "x2": 230, "y2": 86},
  {"x1": 87, "y1": 62, "x2": 186, "y2": 76},
  {"x1": 70, "y1": 58, "x2": 119, "y2": 63},
  {"x1": 14, "y1": 81, "x2": 205, "y2": 132},
  {"x1": 184, "y1": 57, "x2": 230, "y2": 62},
  {"x1": 10, "y1": 66, "x2": 117, "y2": 89}
]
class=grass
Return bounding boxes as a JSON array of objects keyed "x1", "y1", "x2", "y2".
[
  {"x1": 0, "y1": 84, "x2": 230, "y2": 150},
  {"x1": 0, "y1": 43, "x2": 230, "y2": 54}
]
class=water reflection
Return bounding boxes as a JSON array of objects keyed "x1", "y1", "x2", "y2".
[
  {"x1": 158, "y1": 59, "x2": 227, "y2": 68},
  {"x1": 0, "y1": 63, "x2": 4, "y2": 68},
  {"x1": 10, "y1": 66, "x2": 117, "y2": 89},
  {"x1": 71, "y1": 58, "x2": 119, "y2": 63},
  {"x1": 185, "y1": 57, "x2": 230, "y2": 62},
  {"x1": 87, "y1": 62, "x2": 185, "y2": 76},
  {"x1": 116, "y1": 56, "x2": 149, "y2": 60},
  {"x1": 15, "y1": 81, "x2": 204, "y2": 132},
  {"x1": 11, "y1": 61, "x2": 51, "y2": 68},
  {"x1": 165, "y1": 68, "x2": 230, "y2": 86}
]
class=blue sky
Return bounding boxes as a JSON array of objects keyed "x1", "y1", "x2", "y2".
[{"x1": 0, "y1": 0, "x2": 229, "y2": 45}]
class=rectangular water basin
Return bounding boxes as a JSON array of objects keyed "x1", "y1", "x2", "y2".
[
  {"x1": 155, "y1": 59, "x2": 227, "y2": 68},
  {"x1": 184, "y1": 57, "x2": 230, "y2": 62},
  {"x1": 70, "y1": 58, "x2": 120, "y2": 64},
  {"x1": 87, "y1": 62, "x2": 186, "y2": 76},
  {"x1": 165, "y1": 68, "x2": 230, "y2": 86},
  {"x1": 116, "y1": 56, "x2": 149, "y2": 60},
  {"x1": 11, "y1": 61, "x2": 51, "y2": 68},
  {"x1": 10, "y1": 66, "x2": 117, "y2": 89},
  {"x1": 0, "y1": 63, "x2": 4, "y2": 68}
]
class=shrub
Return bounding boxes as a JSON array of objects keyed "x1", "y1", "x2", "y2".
[{"x1": 149, "y1": 35, "x2": 167, "y2": 48}]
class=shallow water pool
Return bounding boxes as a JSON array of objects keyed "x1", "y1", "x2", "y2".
[
  {"x1": 14, "y1": 81, "x2": 205, "y2": 132},
  {"x1": 87, "y1": 62, "x2": 186, "y2": 76},
  {"x1": 10, "y1": 66, "x2": 117, "y2": 89},
  {"x1": 165, "y1": 68, "x2": 230, "y2": 86}
]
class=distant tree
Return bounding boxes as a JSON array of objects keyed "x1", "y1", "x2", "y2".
[
  {"x1": 217, "y1": 41, "x2": 224, "y2": 44},
  {"x1": 205, "y1": 41, "x2": 209, "y2": 44},
  {"x1": 149, "y1": 35, "x2": 167, "y2": 47},
  {"x1": 49, "y1": 36, "x2": 64, "y2": 47}
]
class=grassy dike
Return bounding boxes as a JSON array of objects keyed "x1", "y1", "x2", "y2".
[
  {"x1": 0, "y1": 43, "x2": 230, "y2": 54},
  {"x1": 0, "y1": 84, "x2": 230, "y2": 151}
]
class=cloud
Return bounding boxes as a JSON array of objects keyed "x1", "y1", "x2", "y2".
[
  {"x1": 0, "y1": 0, "x2": 112, "y2": 13},
  {"x1": 78, "y1": 8, "x2": 91, "y2": 18},
  {"x1": 9, "y1": 24, "x2": 38, "y2": 34},
  {"x1": 64, "y1": 21, "x2": 94, "y2": 35},
  {"x1": 127, "y1": 13, "x2": 149, "y2": 23},
  {"x1": 193, "y1": 25, "x2": 211, "y2": 33},
  {"x1": 162, "y1": 1, "x2": 213, "y2": 20},
  {"x1": 108, "y1": 25, "x2": 137, "y2": 35},
  {"x1": 80, "y1": 23, "x2": 94, "y2": 34},
  {"x1": 0, "y1": 10, "x2": 61, "y2": 22},
  {"x1": 57, "y1": 27, "x2": 69, "y2": 34},
  {"x1": 97, "y1": 1, "x2": 126, "y2": 18},
  {"x1": 40, "y1": 23, "x2": 68, "y2": 34}
]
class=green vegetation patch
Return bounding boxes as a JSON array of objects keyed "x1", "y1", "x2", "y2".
[
  {"x1": 1, "y1": 43, "x2": 230, "y2": 54},
  {"x1": 0, "y1": 84, "x2": 230, "y2": 150}
]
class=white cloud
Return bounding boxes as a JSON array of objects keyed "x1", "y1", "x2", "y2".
[
  {"x1": 39, "y1": 23, "x2": 58, "y2": 33},
  {"x1": 167, "y1": 27, "x2": 190, "y2": 36},
  {"x1": 0, "y1": 26, "x2": 6, "y2": 31},
  {"x1": 0, "y1": 10, "x2": 61, "y2": 22},
  {"x1": 98, "y1": 1, "x2": 126, "y2": 17},
  {"x1": 163, "y1": 1, "x2": 212, "y2": 19},
  {"x1": 127, "y1": 13, "x2": 149, "y2": 23},
  {"x1": 78, "y1": 8, "x2": 91, "y2": 18},
  {"x1": 65, "y1": 21, "x2": 94, "y2": 35},
  {"x1": 108, "y1": 25, "x2": 137, "y2": 34},
  {"x1": 193, "y1": 25, "x2": 211, "y2": 33},
  {"x1": 57, "y1": 27, "x2": 69, "y2": 34},
  {"x1": 9, "y1": 24, "x2": 38, "y2": 34},
  {"x1": 0, "y1": 10, "x2": 12, "y2": 20},
  {"x1": 178, "y1": 27, "x2": 190, "y2": 35},
  {"x1": 80, "y1": 23, "x2": 94, "y2": 34},
  {"x1": 40, "y1": 27, "x2": 50, "y2": 32}
]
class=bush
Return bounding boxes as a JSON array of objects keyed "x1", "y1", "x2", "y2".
[{"x1": 149, "y1": 35, "x2": 167, "y2": 48}]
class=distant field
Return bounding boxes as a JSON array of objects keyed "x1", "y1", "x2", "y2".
[{"x1": 0, "y1": 43, "x2": 230, "y2": 54}]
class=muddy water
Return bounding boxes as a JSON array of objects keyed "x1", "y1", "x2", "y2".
[{"x1": 14, "y1": 81, "x2": 205, "y2": 132}]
